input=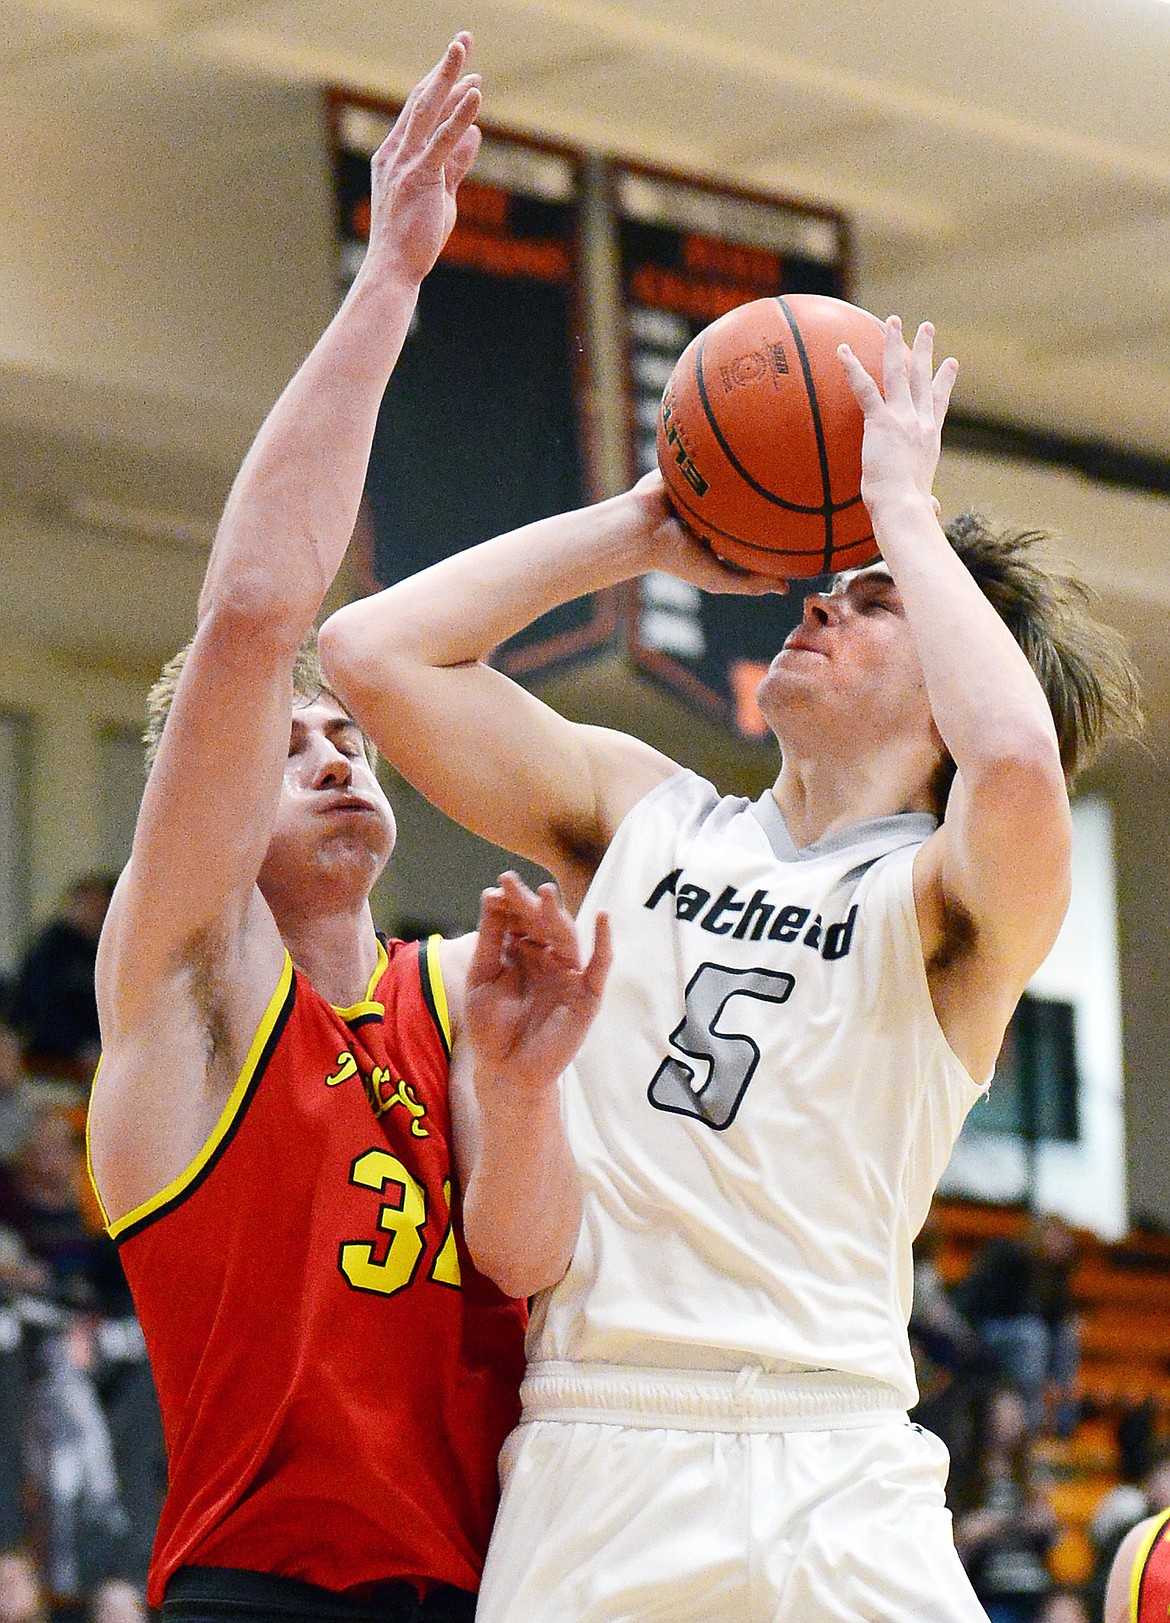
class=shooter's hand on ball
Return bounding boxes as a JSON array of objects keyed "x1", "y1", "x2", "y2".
[
  {"x1": 629, "y1": 472, "x2": 787, "y2": 595},
  {"x1": 363, "y1": 33, "x2": 482, "y2": 287},
  {"x1": 837, "y1": 316, "x2": 958, "y2": 523}
]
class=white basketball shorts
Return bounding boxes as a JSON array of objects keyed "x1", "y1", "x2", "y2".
[{"x1": 476, "y1": 1362, "x2": 990, "y2": 1623}]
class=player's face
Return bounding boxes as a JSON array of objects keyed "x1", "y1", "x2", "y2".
[
  {"x1": 259, "y1": 695, "x2": 395, "y2": 904},
  {"x1": 756, "y1": 565, "x2": 937, "y2": 748}
]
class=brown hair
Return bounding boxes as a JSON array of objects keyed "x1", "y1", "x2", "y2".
[
  {"x1": 143, "y1": 628, "x2": 376, "y2": 772},
  {"x1": 926, "y1": 512, "x2": 1144, "y2": 812}
]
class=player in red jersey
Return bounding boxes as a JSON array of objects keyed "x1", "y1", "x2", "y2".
[
  {"x1": 86, "y1": 35, "x2": 608, "y2": 1623},
  {"x1": 1104, "y1": 1507, "x2": 1170, "y2": 1623}
]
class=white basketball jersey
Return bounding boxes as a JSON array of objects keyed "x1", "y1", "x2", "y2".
[{"x1": 530, "y1": 770, "x2": 987, "y2": 1406}]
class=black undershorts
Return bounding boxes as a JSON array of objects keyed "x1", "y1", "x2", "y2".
[{"x1": 162, "y1": 1567, "x2": 476, "y2": 1623}]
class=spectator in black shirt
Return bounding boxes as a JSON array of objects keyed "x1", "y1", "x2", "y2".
[
  {"x1": 11, "y1": 875, "x2": 115, "y2": 1084},
  {"x1": 957, "y1": 1215, "x2": 1081, "y2": 1435}
]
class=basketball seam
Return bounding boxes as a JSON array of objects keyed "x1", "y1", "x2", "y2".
[
  {"x1": 690, "y1": 325, "x2": 860, "y2": 522},
  {"x1": 666, "y1": 479, "x2": 874, "y2": 562},
  {"x1": 776, "y1": 295, "x2": 835, "y2": 574}
]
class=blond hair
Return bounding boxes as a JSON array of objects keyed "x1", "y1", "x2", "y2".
[{"x1": 143, "y1": 628, "x2": 376, "y2": 772}]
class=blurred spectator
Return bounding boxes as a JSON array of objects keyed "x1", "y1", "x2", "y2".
[
  {"x1": 912, "y1": 1215, "x2": 985, "y2": 1373},
  {"x1": 1, "y1": 1265, "x2": 42, "y2": 1623},
  {"x1": 10, "y1": 875, "x2": 115, "y2": 1085},
  {"x1": 956, "y1": 1214, "x2": 1081, "y2": 1434},
  {"x1": 0, "y1": 1108, "x2": 160, "y2": 1623},
  {"x1": 1033, "y1": 1590, "x2": 1090, "y2": 1623},
  {"x1": 954, "y1": 1385, "x2": 1060, "y2": 1623},
  {"x1": 0, "y1": 1107, "x2": 112, "y2": 1312},
  {"x1": 0, "y1": 988, "x2": 34, "y2": 1167},
  {"x1": 910, "y1": 1216, "x2": 995, "y2": 1498}
]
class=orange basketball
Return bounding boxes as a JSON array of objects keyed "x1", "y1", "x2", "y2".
[{"x1": 656, "y1": 294, "x2": 886, "y2": 578}]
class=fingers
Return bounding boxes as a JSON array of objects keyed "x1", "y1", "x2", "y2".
[
  {"x1": 837, "y1": 341, "x2": 884, "y2": 415},
  {"x1": 931, "y1": 354, "x2": 960, "y2": 426},
  {"x1": 446, "y1": 121, "x2": 483, "y2": 194},
  {"x1": 469, "y1": 883, "x2": 512, "y2": 981},
  {"x1": 427, "y1": 85, "x2": 483, "y2": 177},
  {"x1": 490, "y1": 872, "x2": 581, "y2": 966},
  {"x1": 907, "y1": 321, "x2": 935, "y2": 418},
  {"x1": 842, "y1": 319, "x2": 954, "y2": 431},
  {"x1": 879, "y1": 315, "x2": 914, "y2": 410},
  {"x1": 389, "y1": 34, "x2": 476, "y2": 163},
  {"x1": 582, "y1": 912, "x2": 613, "y2": 1000}
]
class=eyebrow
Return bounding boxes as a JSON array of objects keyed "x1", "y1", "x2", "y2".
[
  {"x1": 288, "y1": 714, "x2": 364, "y2": 744},
  {"x1": 324, "y1": 717, "x2": 365, "y2": 745},
  {"x1": 856, "y1": 573, "x2": 897, "y2": 594}
]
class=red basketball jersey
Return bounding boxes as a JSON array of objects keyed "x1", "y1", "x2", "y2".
[
  {"x1": 1133, "y1": 1508, "x2": 1170, "y2": 1622},
  {"x1": 100, "y1": 937, "x2": 525, "y2": 1607}
]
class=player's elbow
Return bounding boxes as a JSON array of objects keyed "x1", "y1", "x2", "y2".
[
  {"x1": 967, "y1": 730, "x2": 1072, "y2": 857},
  {"x1": 465, "y1": 1231, "x2": 571, "y2": 1301},
  {"x1": 462, "y1": 1190, "x2": 578, "y2": 1301},
  {"x1": 196, "y1": 589, "x2": 309, "y2": 668},
  {"x1": 318, "y1": 606, "x2": 397, "y2": 711},
  {"x1": 966, "y1": 711, "x2": 1066, "y2": 800}
]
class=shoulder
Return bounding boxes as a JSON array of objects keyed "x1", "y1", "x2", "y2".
[
  {"x1": 1104, "y1": 1511, "x2": 1170, "y2": 1623},
  {"x1": 432, "y1": 932, "x2": 474, "y2": 1000}
]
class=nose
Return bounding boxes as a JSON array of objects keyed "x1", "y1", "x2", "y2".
[
  {"x1": 311, "y1": 737, "x2": 354, "y2": 789},
  {"x1": 802, "y1": 591, "x2": 839, "y2": 627}
]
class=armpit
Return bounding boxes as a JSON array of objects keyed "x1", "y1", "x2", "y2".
[
  {"x1": 927, "y1": 892, "x2": 979, "y2": 974},
  {"x1": 174, "y1": 925, "x2": 233, "y2": 1066}
]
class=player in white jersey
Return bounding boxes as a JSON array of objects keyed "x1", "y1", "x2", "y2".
[{"x1": 319, "y1": 320, "x2": 1142, "y2": 1620}]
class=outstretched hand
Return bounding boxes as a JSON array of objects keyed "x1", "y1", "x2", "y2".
[
  {"x1": 837, "y1": 317, "x2": 958, "y2": 517},
  {"x1": 465, "y1": 873, "x2": 612, "y2": 1094},
  {"x1": 365, "y1": 33, "x2": 482, "y2": 286},
  {"x1": 630, "y1": 471, "x2": 787, "y2": 596}
]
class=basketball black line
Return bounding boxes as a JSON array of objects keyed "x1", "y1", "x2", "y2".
[
  {"x1": 666, "y1": 477, "x2": 874, "y2": 563},
  {"x1": 688, "y1": 333, "x2": 865, "y2": 520},
  {"x1": 775, "y1": 296, "x2": 835, "y2": 574}
]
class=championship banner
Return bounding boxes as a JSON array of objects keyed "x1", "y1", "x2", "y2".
[{"x1": 326, "y1": 91, "x2": 612, "y2": 675}]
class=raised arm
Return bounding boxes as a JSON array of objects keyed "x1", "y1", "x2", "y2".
[
  {"x1": 839, "y1": 321, "x2": 1071, "y2": 1071},
  {"x1": 319, "y1": 480, "x2": 777, "y2": 908},
  {"x1": 91, "y1": 38, "x2": 483, "y2": 1211}
]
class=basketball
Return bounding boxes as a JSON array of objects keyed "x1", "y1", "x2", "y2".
[{"x1": 656, "y1": 294, "x2": 886, "y2": 577}]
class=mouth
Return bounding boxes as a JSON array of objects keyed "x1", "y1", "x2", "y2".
[{"x1": 321, "y1": 795, "x2": 377, "y2": 816}]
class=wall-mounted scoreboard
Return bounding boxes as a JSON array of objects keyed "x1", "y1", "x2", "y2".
[{"x1": 614, "y1": 164, "x2": 852, "y2": 737}]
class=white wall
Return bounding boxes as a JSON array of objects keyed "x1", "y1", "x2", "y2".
[{"x1": 940, "y1": 796, "x2": 1127, "y2": 1237}]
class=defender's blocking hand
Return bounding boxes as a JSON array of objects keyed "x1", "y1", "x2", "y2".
[
  {"x1": 466, "y1": 872, "x2": 611, "y2": 1093},
  {"x1": 365, "y1": 32, "x2": 482, "y2": 286}
]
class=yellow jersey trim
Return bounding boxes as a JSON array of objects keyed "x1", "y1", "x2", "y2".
[
  {"x1": 332, "y1": 937, "x2": 389, "y2": 1022},
  {"x1": 85, "y1": 1056, "x2": 111, "y2": 1229},
  {"x1": 105, "y1": 953, "x2": 296, "y2": 1242},
  {"x1": 1131, "y1": 1504, "x2": 1170, "y2": 1622},
  {"x1": 421, "y1": 934, "x2": 453, "y2": 1053}
]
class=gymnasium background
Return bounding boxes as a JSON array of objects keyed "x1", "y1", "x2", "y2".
[{"x1": 0, "y1": 0, "x2": 1168, "y2": 1232}]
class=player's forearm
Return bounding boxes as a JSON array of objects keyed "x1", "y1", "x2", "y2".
[
  {"x1": 197, "y1": 267, "x2": 421, "y2": 641},
  {"x1": 871, "y1": 488, "x2": 1062, "y2": 783},
  {"x1": 461, "y1": 1077, "x2": 582, "y2": 1299},
  {"x1": 321, "y1": 489, "x2": 647, "y2": 677}
]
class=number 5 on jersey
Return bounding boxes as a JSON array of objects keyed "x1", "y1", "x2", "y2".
[{"x1": 649, "y1": 962, "x2": 794, "y2": 1130}]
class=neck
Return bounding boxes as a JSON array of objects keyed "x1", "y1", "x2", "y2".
[
  {"x1": 771, "y1": 747, "x2": 934, "y2": 849},
  {"x1": 274, "y1": 898, "x2": 382, "y2": 1007}
]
